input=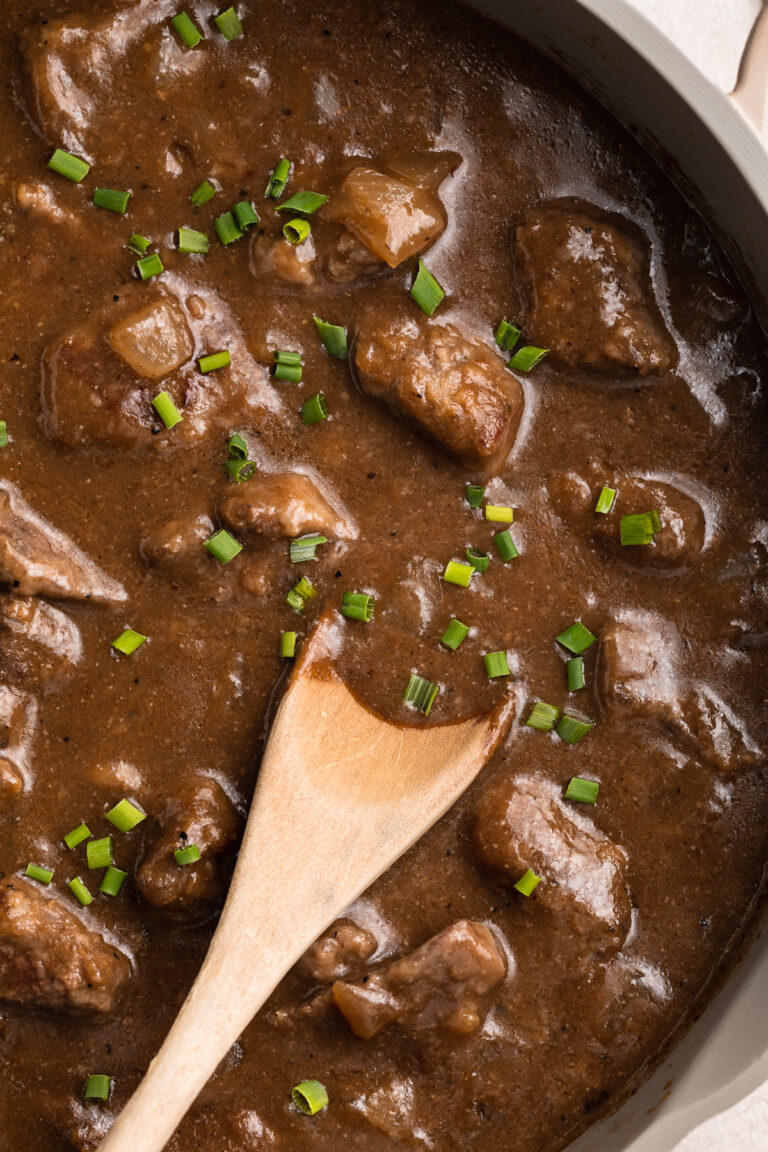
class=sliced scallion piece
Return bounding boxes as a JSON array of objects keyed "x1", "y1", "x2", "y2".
[
  {"x1": 508, "y1": 346, "x2": 548, "y2": 372},
  {"x1": 402, "y1": 673, "x2": 439, "y2": 716},
  {"x1": 290, "y1": 534, "x2": 328, "y2": 563},
  {"x1": 68, "y1": 876, "x2": 93, "y2": 906},
  {"x1": 525, "y1": 701, "x2": 559, "y2": 731},
  {"x1": 86, "y1": 836, "x2": 114, "y2": 871},
  {"x1": 440, "y1": 618, "x2": 469, "y2": 650},
  {"x1": 556, "y1": 621, "x2": 596, "y2": 654},
  {"x1": 649, "y1": 509, "x2": 662, "y2": 534},
  {"x1": 93, "y1": 188, "x2": 131, "y2": 214},
  {"x1": 281, "y1": 631, "x2": 297, "y2": 658},
  {"x1": 595, "y1": 485, "x2": 617, "y2": 515},
  {"x1": 111, "y1": 628, "x2": 147, "y2": 656},
  {"x1": 485, "y1": 504, "x2": 514, "y2": 523},
  {"x1": 205, "y1": 529, "x2": 243, "y2": 564},
  {"x1": 171, "y1": 11, "x2": 204, "y2": 48},
  {"x1": 484, "y1": 650, "x2": 510, "y2": 679},
  {"x1": 466, "y1": 547, "x2": 490, "y2": 573},
  {"x1": 174, "y1": 844, "x2": 202, "y2": 866},
  {"x1": 443, "y1": 560, "x2": 474, "y2": 588},
  {"x1": 620, "y1": 511, "x2": 655, "y2": 546},
  {"x1": 228, "y1": 431, "x2": 248, "y2": 458},
  {"x1": 25, "y1": 863, "x2": 53, "y2": 885},
  {"x1": 286, "y1": 575, "x2": 317, "y2": 614},
  {"x1": 105, "y1": 799, "x2": 146, "y2": 833},
  {"x1": 465, "y1": 484, "x2": 485, "y2": 508},
  {"x1": 340, "y1": 591, "x2": 375, "y2": 623},
  {"x1": 48, "y1": 148, "x2": 90, "y2": 183},
  {"x1": 301, "y1": 393, "x2": 329, "y2": 425},
  {"x1": 495, "y1": 319, "x2": 521, "y2": 352},
  {"x1": 265, "y1": 157, "x2": 291, "y2": 199},
  {"x1": 274, "y1": 349, "x2": 303, "y2": 382},
  {"x1": 313, "y1": 316, "x2": 347, "y2": 358},
  {"x1": 136, "y1": 252, "x2": 164, "y2": 280},
  {"x1": 494, "y1": 529, "x2": 519, "y2": 562},
  {"x1": 84, "y1": 1075, "x2": 112, "y2": 1102},
  {"x1": 177, "y1": 226, "x2": 209, "y2": 255},
  {"x1": 410, "y1": 259, "x2": 444, "y2": 316},
  {"x1": 233, "y1": 200, "x2": 259, "y2": 231},
  {"x1": 514, "y1": 868, "x2": 541, "y2": 897},
  {"x1": 292, "y1": 1079, "x2": 329, "y2": 1116},
  {"x1": 198, "y1": 350, "x2": 231, "y2": 374},
  {"x1": 190, "y1": 179, "x2": 217, "y2": 207},
  {"x1": 214, "y1": 6, "x2": 244, "y2": 39},
  {"x1": 100, "y1": 866, "x2": 127, "y2": 897},
  {"x1": 152, "y1": 391, "x2": 183, "y2": 429},
  {"x1": 283, "y1": 217, "x2": 311, "y2": 245},
  {"x1": 0, "y1": 421, "x2": 8, "y2": 448},
  {"x1": 567, "y1": 656, "x2": 585, "y2": 692},
  {"x1": 565, "y1": 777, "x2": 600, "y2": 804},
  {"x1": 215, "y1": 211, "x2": 243, "y2": 246},
  {"x1": 63, "y1": 823, "x2": 91, "y2": 850},
  {"x1": 128, "y1": 233, "x2": 151, "y2": 255},
  {"x1": 276, "y1": 191, "x2": 329, "y2": 215},
  {"x1": 556, "y1": 712, "x2": 594, "y2": 744},
  {"x1": 226, "y1": 458, "x2": 256, "y2": 482}
]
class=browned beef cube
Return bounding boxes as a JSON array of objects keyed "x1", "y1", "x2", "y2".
[
  {"x1": 219, "y1": 471, "x2": 357, "y2": 541},
  {"x1": 598, "y1": 611, "x2": 684, "y2": 726},
  {"x1": 0, "y1": 684, "x2": 36, "y2": 797},
  {"x1": 0, "y1": 595, "x2": 82, "y2": 688},
  {"x1": 139, "y1": 516, "x2": 214, "y2": 578},
  {"x1": 107, "y1": 297, "x2": 193, "y2": 380},
  {"x1": 301, "y1": 919, "x2": 378, "y2": 983}
]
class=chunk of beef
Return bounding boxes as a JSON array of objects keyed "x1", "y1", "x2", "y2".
[
  {"x1": 136, "y1": 778, "x2": 240, "y2": 918},
  {"x1": 139, "y1": 515, "x2": 213, "y2": 578},
  {"x1": 514, "y1": 202, "x2": 674, "y2": 375},
  {"x1": 218, "y1": 471, "x2": 357, "y2": 541},
  {"x1": 354, "y1": 313, "x2": 524, "y2": 468},
  {"x1": 0, "y1": 877, "x2": 130, "y2": 1015},
  {"x1": 0, "y1": 595, "x2": 82, "y2": 689},
  {"x1": 301, "y1": 920, "x2": 377, "y2": 983},
  {"x1": 107, "y1": 297, "x2": 193, "y2": 379},
  {"x1": 15, "y1": 182, "x2": 79, "y2": 227},
  {"x1": 0, "y1": 685, "x2": 37, "y2": 797},
  {"x1": 332, "y1": 919, "x2": 506, "y2": 1038},
  {"x1": 250, "y1": 226, "x2": 382, "y2": 292},
  {"x1": 474, "y1": 773, "x2": 632, "y2": 954},
  {"x1": 0, "y1": 481, "x2": 126, "y2": 603},
  {"x1": 598, "y1": 611, "x2": 685, "y2": 728}
]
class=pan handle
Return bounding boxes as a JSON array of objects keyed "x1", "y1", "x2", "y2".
[{"x1": 731, "y1": 4, "x2": 768, "y2": 136}]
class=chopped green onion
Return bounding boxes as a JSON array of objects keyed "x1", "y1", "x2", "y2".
[
  {"x1": 111, "y1": 628, "x2": 147, "y2": 656},
  {"x1": 340, "y1": 591, "x2": 375, "y2": 623},
  {"x1": 214, "y1": 6, "x2": 244, "y2": 39},
  {"x1": 276, "y1": 191, "x2": 329, "y2": 216},
  {"x1": 100, "y1": 866, "x2": 127, "y2": 897},
  {"x1": 84, "y1": 1075, "x2": 111, "y2": 1102},
  {"x1": 25, "y1": 863, "x2": 53, "y2": 885},
  {"x1": 410, "y1": 259, "x2": 445, "y2": 316},
  {"x1": 198, "y1": 350, "x2": 231, "y2": 374},
  {"x1": 86, "y1": 837, "x2": 114, "y2": 871},
  {"x1": 494, "y1": 530, "x2": 519, "y2": 562},
  {"x1": 128, "y1": 233, "x2": 151, "y2": 255},
  {"x1": 595, "y1": 485, "x2": 617, "y2": 515},
  {"x1": 228, "y1": 432, "x2": 248, "y2": 458},
  {"x1": 556, "y1": 712, "x2": 594, "y2": 744},
  {"x1": 215, "y1": 211, "x2": 243, "y2": 246},
  {"x1": 565, "y1": 777, "x2": 600, "y2": 804},
  {"x1": 514, "y1": 868, "x2": 542, "y2": 897},
  {"x1": 443, "y1": 560, "x2": 474, "y2": 587},
  {"x1": 466, "y1": 547, "x2": 490, "y2": 574},
  {"x1": 292, "y1": 1079, "x2": 329, "y2": 1116},
  {"x1": 48, "y1": 148, "x2": 90, "y2": 183},
  {"x1": 484, "y1": 650, "x2": 510, "y2": 679},
  {"x1": 649, "y1": 509, "x2": 662, "y2": 534},
  {"x1": 136, "y1": 252, "x2": 164, "y2": 280},
  {"x1": 226, "y1": 458, "x2": 256, "y2": 482},
  {"x1": 620, "y1": 512, "x2": 655, "y2": 546},
  {"x1": 281, "y1": 631, "x2": 297, "y2": 658},
  {"x1": 290, "y1": 534, "x2": 328, "y2": 563},
  {"x1": 283, "y1": 217, "x2": 311, "y2": 245},
  {"x1": 190, "y1": 179, "x2": 217, "y2": 207},
  {"x1": 0, "y1": 421, "x2": 8, "y2": 448},
  {"x1": 526, "y1": 701, "x2": 559, "y2": 731},
  {"x1": 440, "y1": 618, "x2": 469, "y2": 650},
  {"x1": 174, "y1": 844, "x2": 202, "y2": 866},
  {"x1": 485, "y1": 504, "x2": 514, "y2": 523},
  {"x1": 105, "y1": 799, "x2": 146, "y2": 833},
  {"x1": 556, "y1": 621, "x2": 596, "y2": 655},
  {"x1": 205, "y1": 529, "x2": 242, "y2": 564},
  {"x1": 265, "y1": 158, "x2": 291, "y2": 199},
  {"x1": 495, "y1": 319, "x2": 522, "y2": 353},
  {"x1": 171, "y1": 11, "x2": 203, "y2": 47},
  {"x1": 151, "y1": 391, "x2": 183, "y2": 429},
  {"x1": 567, "y1": 656, "x2": 585, "y2": 692},
  {"x1": 313, "y1": 316, "x2": 347, "y2": 358},
  {"x1": 508, "y1": 346, "x2": 549, "y2": 372},
  {"x1": 402, "y1": 673, "x2": 439, "y2": 716},
  {"x1": 274, "y1": 349, "x2": 303, "y2": 382},
  {"x1": 233, "y1": 200, "x2": 259, "y2": 231},
  {"x1": 286, "y1": 575, "x2": 317, "y2": 613},
  {"x1": 63, "y1": 823, "x2": 91, "y2": 850},
  {"x1": 68, "y1": 876, "x2": 93, "y2": 906},
  {"x1": 465, "y1": 484, "x2": 485, "y2": 508},
  {"x1": 177, "y1": 226, "x2": 209, "y2": 254},
  {"x1": 301, "y1": 393, "x2": 329, "y2": 425},
  {"x1": 93, "y1": 188, "x2": 131, "y2": 215}
]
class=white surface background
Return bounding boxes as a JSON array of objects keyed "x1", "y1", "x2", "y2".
[{"x1": 624, "y1": 4, "x2": 767, "y2": 1147}]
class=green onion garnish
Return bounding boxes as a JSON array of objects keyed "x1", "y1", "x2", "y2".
[
  {"x1": 226, "y1": 458, "x2": 256, "y2": 482},
  {"x1": 556, "y1": 621, "x2": 596, "y2": 654},
  {"x1": 567, "y1": 656, "x2": 585, "y2": 692},
  {"x1": 276, "y1": 191, "x2": 329, "y2": 216},
  {"x1": 443, "y1": 560, "x2": 474, "y2": 587},
  {"x1": 151, "y1": 391, "x2": 183, "y2": 429},
  {"x1": 281, "y1": 631, "x2": 297, "y2": 658},
  {"x1": 274, "y1": 349, "x2": 303, "y2": 382},
  {"x1": 292, "y1": 1079, "x2": 329, "y2": 1116},
  {"x1": 466, "y1": 547, "x2": 490, "y2": 573},
  {"x1": 402, "y1": 673, "x2": 439, "y2": 716},
  {"x1": 525, "y1": 701, "x2": 559, "y2": 731},
  {"x1": 410, "y1": 259, "x2": 445, "y2": 316},
  {"x1": 228, "y1": 431, "x2": 248, "y2": 458},
  {"x1": 495, "y1": 319, "x2": 522, "y2": 353},
  {"x1": 174, "y1": 844, "x2": 202, "y2": 866},
  {"x1": 484, "y1": 651, "x2": 510, "y2": 679},
  {"x1": 215, "y1": 211, "x2": 243, "y2": 246},
  {"x1": 283, "y1": 218, "x2": 311, "y2": 245},
  {"x1": 340, "y1": 591, "x2": 375, "y2": 622},
  {"x1": 301, "y1": 393, "x2": 329, "y2": 425},
  {"x1": 171, "y1": 11, "x2": 203, "y2": 47},
  {"x1": 105, "y1": 799, "x2": 146, "y2": 833},
  {"x1": 128, "y1": 233, "x2": 151, "y2": 255},
  {"x1": 485, "y1": 504, "x2": 514, "y2": 523},
  {"x1": 86, "y1": 837, "x2": 114, "y2": 871},
  {"x1": 286, "y1": 575, "x2": 317, "y2": 614},
  {"x1": 233, "y1": 200, "x2": 259, "y2": 231},
  {"x1": 494, "y1": 530, "x2": 519, "y2": 561},
  {"x1": 0, "y1": 421, "x2": 8, "y2": 448},
  {"x1": 93, "y1": 188, "x2": 131, "y2": 215},
  {"x1": 136, "y1": 252, "x2": 164, "y2": 280},
  {"x1": 68, "y1": 876, "x2": 93, "y2": 906},
  {"x1": 214, "y1": 5, "x2": 244, "y2": 39},
  {"x1": 48, "y1": 148, "x2": 90, "y2": 183},
  {"x1": 112, "y1": 628, "x2": 147, "y2": 656},
  {"x1": 650, "y1": 509, "x2": 662, "y2": 533},
  {"x1": 290, "y1": 534, "x2": 328, "y2": 563},
  {"x1": 514, "y1": 868, "x2": 541, "y2": 897},
  {"x1": 190, "y1": 179, "x2": 217, "y2": 207},
  {"x1": 63, "y1": 823, "x2": 91, "y2": 850},
  {"x1": 508, "y1": 346, "x2": 549, "y2": 372},
  {"x1": 465, "y1": 484, "x2": 485, "y2": 508},
  {"x1": 100, "y1": 866, "x2": 127, "y2": 897},
  {"x1": 265, "y1": 158, "x2": 291, "y2": 199},
  {"x1": 313, "y1": 316, "x2": 347, "y2": 358},
  {"x1": 25, "y1": 863, "x2": 53, "y2": 885},
  {"x1": 84, "y1": 1075, "x2": 111, "y2": 1102},
  {"x1": 440, "y1": 618, "x2": 469, "y2": 650},
  {"x1": 556, "y1": 712, "x2": 594, "y2": 744},
  {"x1": 595, "y1": 485, "x2": 617, "y2": 515},
  {"x1": 198, "y1": 350, "x2": 231, "y2": 374},
  {"x1": 205, "y1": 529, "x2": 242, "y2": 564},
  {"x1": 565, "y1": 777, "x2": 600, "y2": 804},
  {"x1": 177, "y1": 226, "x2": 209, "y2": 255},
  {"x1": 620, "y1": 511, "x2": 660, "y2": 546}
]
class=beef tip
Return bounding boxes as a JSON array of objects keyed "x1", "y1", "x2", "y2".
[
  {"x1": 0, "y1": 877, "x2": 130, "y2": 1015},
  {"x1": 140, "y1": 515, "x2": 214, "y2": 577},
  {"x1": 107, "y1": 297, "x2": 193, "y2": 380},
  {"x1": 15, "y1": 182, "x2": 79, "y2": 227},
  {"x1": 250, "y1": 226, "x2": 382, "y2": 292},
  {"x1": 598, "y1": 611, "x2": 684, "y2": 728},
  {"x1": 136, "y1": 778, "x2": 241, "y2": 918},
  {"x1": 0, "y1": 684, "x2": 37, "y2": 797},
  {"x1": 301, "y1": 919, "x2": 378, "y2": 983},
  {"x1": 332, "y1": 919, "x2": 506, "y2": 1038},
  {"x1": 0, "y1": 481, "x2": 125, "y2": 603},
  {"x1": 354, "y1": 312, "x2": 524, "y2": 468},
  {"x1": 0, "y1": 595, "x2": 82, "y2": 689},
  {"x1": 474, "y1": 773, "x2": 632, "y2": 954},
  {"x1": 514, "y1": 201, "x2": 674, "y2": 375},
  {"x1": 250, "y1": 231, "x2": 322, "y2": 289},
  {"x1": 218, "y1": 471, "x2": 357, "y2": 541}
]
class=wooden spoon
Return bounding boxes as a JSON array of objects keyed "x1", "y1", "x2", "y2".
[{"x1": 98, "y1": 615, "x2": 518, "y2": 1152}]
